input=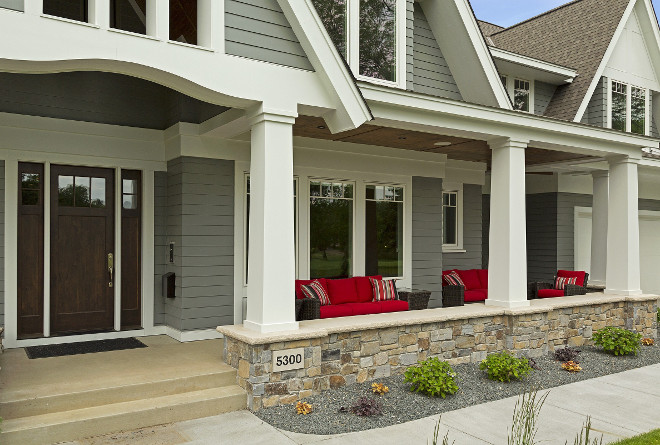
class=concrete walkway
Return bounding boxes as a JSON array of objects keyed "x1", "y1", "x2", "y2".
[{"x1": 64, "y1": 364, "x2": 660, "y2": 445}]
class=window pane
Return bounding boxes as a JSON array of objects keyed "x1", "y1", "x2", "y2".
[
  {"x1": 631, "y1": 87, "x2": 646, "y2": 135},
  {"x1": 513, "y1": 80, "x2": 530, "y2": 112},
  {"x1": 0, "y1": 0, "x2": 24, "y2": 12},
  {"x1": 91, "y1": 177, "x2": 106, "y2": 208},
  {"x1": 311, "y1": 0, "x2": 347, "y2": 58},
  {"x1": 123, "y1": 178, "x2": 136, "y2": 194},
  {"x1": 58, "y1": 176, "x2": 74, "y2": 207},
  {"x1": 123, "y1": 194, "x2": 137, "y2": 210},
  {"x1": 310, "y1": 197, "x2": 353, "y2": 279},
  {"x1": 75, "y1": 176, "x2": 91, "y2": 207},
  {"x1": 21, "y1": 173, "x2": 40, "y2": 190},
  {"x1": 43, "y1": 0, "x2": 88, "y2": 22},
  {"x1": 22, "y1": 190, "x2": 39, "y2": 206},
  {"x1": 359, "y1": 0, "x2": 396, "y2": 82},
  {"x1": 612, "y1": 81, "x2": 627, "y2": 131},
  {"x1": 365, "y1": 200, "x2": 403, "y2": 277},
  {"x1": 443, "y1": 206, "x2": 457, "y2": 245},
  {"x1": 169, "y1": 0, "x2": 197, "y2": 45},
  {"x1": 111, "y1": 0, "x2": 146, "y2": 35}
]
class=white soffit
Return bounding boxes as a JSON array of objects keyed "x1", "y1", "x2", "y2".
[{"x1": 491, "y1": 48, "x2": 578, "y2": 84}]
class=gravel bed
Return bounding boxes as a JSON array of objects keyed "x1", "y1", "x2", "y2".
[{"x1": 256, "y1": 337, "x2": 660, "y2": 435}]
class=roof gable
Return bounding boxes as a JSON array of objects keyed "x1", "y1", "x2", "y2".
[{"x1": 490, "y1": 0, "x2": 632, "y2": 121}]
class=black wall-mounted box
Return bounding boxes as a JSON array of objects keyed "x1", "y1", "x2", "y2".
[{"x1": 162, "y1": 272, "x2": 176, "y2": 299}]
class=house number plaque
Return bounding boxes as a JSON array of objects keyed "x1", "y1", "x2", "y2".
[{"x1": 272, "y1": 348, "x2": 305, "y2": 372}]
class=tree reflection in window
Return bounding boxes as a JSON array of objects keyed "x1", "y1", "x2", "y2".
[
  {"x1": 612, "y1": 81, "x2": 627, "y2": 132},
  {"x1": 58, "y1": 175, "x2": 106, "y2": 208},
  {"x1": 359, "y1": 0, "x2": 396, "y2": 82},
  {"x1": 631, "y1": 86, "x2": 646, "y2": 135},
  {"x1": 21, "y1": 173, "x2": 40, "y2": 206},
  {"x1": 365, "y1": 185, "x2": 403, "y2": 278},
  {"x1": 311, "y1": 0, "x2": 347, "y2": 58},
  {"x1": 309, "y1": 181, "x2": 353, "y2": 279},
  {"x1": 513, "y1": 79, "x2": 530, "y2": 112}
]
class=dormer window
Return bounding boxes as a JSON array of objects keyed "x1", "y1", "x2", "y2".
[
  {"x1": 513, "y1": 79, "x2": 530, "y2": 112},
  {"x1": 312, "y1": 0, "x2": 406, "y2": 88},
  {"x1": 609, "y1": 79, "x2": 648, "y2": 135}
]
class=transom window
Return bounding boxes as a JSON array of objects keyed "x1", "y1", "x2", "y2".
[
  {"x1": 311, "y1": 0, "x2": 406, "y2": 87},
  {"x1": 610, "y1": 80, "x2": 647, "y2": 135},
  {"x1": 365, "y1": 184, "x2": 404, "y2": 278}
]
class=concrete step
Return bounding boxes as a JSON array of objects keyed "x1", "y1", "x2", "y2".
[
  {"x1": 0, "y1": 369, "x2": 237, "y2": 419},
  {"x1": 0, "y1": 385, "x2": 247, "y2": 445}
]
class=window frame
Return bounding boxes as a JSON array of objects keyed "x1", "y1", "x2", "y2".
[
  {"x1": 607, "y1": 78, "x2": 650, "y2": 135},
  {"x1": 500, "y1": 75, "x2": 534, "y2": 114},
  {"x1": 442, "y1": 183, "x2": 464, "y2": 253}
]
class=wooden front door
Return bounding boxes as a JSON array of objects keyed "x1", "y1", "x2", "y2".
[{"x1": 51, "y1": 165, "x2": 115, "y2": 334}]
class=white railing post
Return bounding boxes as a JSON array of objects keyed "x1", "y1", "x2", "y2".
[
  {"x1": 146, "y1": 0, "x2": 168, "y2": 40},
  {"x1": 24, "y1": 0, "x2": 43, "y2": 15},
  {"x1": 197, "y1": 0, "x2": 213, "y2": 48},
  {"x1": 89, "y1": 0, "x2": 110, "y2": 28}
]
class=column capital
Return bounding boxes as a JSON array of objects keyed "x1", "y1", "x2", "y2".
[
  {"x1": 606, "y1": 154, "x2": 642, "y2": 166},
  {"x1": 487, "y1": 137, "x2": 529, "y2": 151},
  {"x1": 246, "y1": 104, "x2": 298, "y2": 127},
  {"x1": 590, "y1": 170, "x2": 609, "y2": 179}
]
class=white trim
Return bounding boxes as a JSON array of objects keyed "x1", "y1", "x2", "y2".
[
  {"x1": 43, "y1": 162, "x2": 51, "y2": 337},
  {"x1": 141, "y1": 169, "x2": 155, "y2": 331},
  {"x1": 490, "y1": 47, "x2": 577, "y2": 82},
  {"x1": 442, "y1": 182, "x2": 463, "y2": 251},
  {"x1": 504, "y1": 77, "x2": 534, "y2": 114},
  {"x1": 574, "y1": 206, "x2": 593, "y2": 276},
  {"x1": 4, "y1": 159, "x2": 18, "y2": 347},
  {"x1": 114, "y1": 167, "x2": 122, "y2": 331},
  {"x1": 165, "y1": 326, "x2": 223, "y2": 342}
]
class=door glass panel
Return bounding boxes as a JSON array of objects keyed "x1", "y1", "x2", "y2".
[
  {"x1": 91, "y1": 177, "x2": 106, "y2": 208},
  {"x1": 22, "y1": 190, "x2": 39, "y2": 206},
  {"x1": 21, "y1": 173, "x2": 40, "y2": 189},
  {"x1": 75, "y1": 176, "x2": 91, "y2": 207},
  {"x1": 58, "y1": 175, "x2": 74, "y2": 207},
  {"x1": 123, "y1": 195, "x2": 137, "y2": 210},
  {"x1": 123, "y1": 179, "x2": 136, "y2": 194},
  {"x1": 21, "y1": 172, "x2": 41, "y2": 205}
]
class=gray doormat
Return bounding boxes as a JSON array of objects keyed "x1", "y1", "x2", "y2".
[{"x1": 25, "y1": 337, "x2": 147, "y2": 359}]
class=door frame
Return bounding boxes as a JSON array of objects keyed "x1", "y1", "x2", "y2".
[{"x1": 4, "y1": 153, "x2": 159, "y2": 347}]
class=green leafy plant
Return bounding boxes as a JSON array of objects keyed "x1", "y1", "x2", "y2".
[
  {"x1": 404, "y1": 357, "x2": 459, "y2": 398},
  {"x1": 508, "y1": 388, "x2": 548, "y2": 445},
  {"x1": 480, "y1": 351, "x2": 533, "y2": 383},
  {"x1": 592, "y1": 327, "x2": 642, "y2": 356}
]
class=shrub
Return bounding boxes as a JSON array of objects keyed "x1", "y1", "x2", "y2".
[
  {"x1": 592, "y1": 327, "x2": 642, "y2": 356},
  {"x1": 350, "y1": 396, "x2": 382, "y2": 417},
  {"x1": 554, "y1": 346, "x2": 580, "y2": 363},
  {"x1": 480, "y1": 351, "x2": 533, "y2": 383},
  {"x1": 404, "y1": 357, "x2": 459, "y2": 398}
]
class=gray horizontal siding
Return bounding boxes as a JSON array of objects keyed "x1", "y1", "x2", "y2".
[
  {"x1": 410, "y1": 3, "x2": 462, "y2": 100},
  {"x1": 443, "y1": 184, "x2": 483, "y2": 271},
  {"x1": 640, "y1": 198, "x2": 660, "y2": 212},
  {"x1": 526, "y1": 193, "x2": 558, "y2": 283},
  {"x1": 651, "y1": 93, "x2": 659, "y2": 138},
  {"x1": 154, "y1": 171, "x2": 168, "y2": 326},
  {"x1": 0, "y1": 0, "x2": 22, "y2": 11},
  {"x1": 412, "y1": 177, "x2": 443, "y2": 308},
  {"x1": 534, "y1": 81, "x2": 557, "y2": 116},
  {"x1": 225, "y1": 0, "x2": 313, "y2": 71},
  {"x1": 482, "y1": 194, "x2": 489, "y2": 269},
  {"x1": 165, "y1": 157, "x2": 235, "y2": 332},
  {"x1": 0, "y1": 161, "x2": 4, "y2": 325},
  {"x1": 405, "y1": 0, "x2": 414, "y2": 88},
  {"x1": 581, "y1": 76, "x2": 607, "y2": 127}
]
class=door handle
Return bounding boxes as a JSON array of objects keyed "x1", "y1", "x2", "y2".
[{"x1": 108, "y1": 253, "x2": 114, "y2": 288}]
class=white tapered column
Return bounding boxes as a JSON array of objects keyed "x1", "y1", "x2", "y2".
[
  {"x1": 605, "y1": 156, "x2": 641, "y2": 295},
  {"x1": 590, "y1": 171, "x2": 609, "y2": 287},
  {"x1": 486, "y1": 138, "x2": 530, "y2": 308},
  {"x1": 244, "y1": 106, "x2": 298, "y2": 333}
]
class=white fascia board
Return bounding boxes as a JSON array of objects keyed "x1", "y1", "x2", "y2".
[
  {"x1": 490, "y1": 47, "x2": 577, "y2": 83},
  {"x1": 574, "y1": 0, "x2": 637, "y2": 122},
  {"x1": 361, "y1": 83, "x2": 656, "y2": 157},
  {"x1": 276, "y1": 0, "x2": 372, "y2": 133},
  {"x1": 418, "y1": 0, "x2": 512, "y2": 109}
]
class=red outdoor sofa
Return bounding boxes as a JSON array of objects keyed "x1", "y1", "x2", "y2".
[
  {"x1": 441, "y1": 269, "x2": 489, "y2": 306},
  {"x1": 532, "y1": 270, "x2": 589, "y2": 299}
]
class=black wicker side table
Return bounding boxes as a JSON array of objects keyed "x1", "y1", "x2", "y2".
[
  {"x1": 397, "y1": 289, "x2": 431, "y2": 310},
  {"x1": 442, "y1": 285, "x2": 465, "y2": 307}
]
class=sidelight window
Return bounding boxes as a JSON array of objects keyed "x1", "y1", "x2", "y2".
[{"x1": 365, "y1": 184, "x2": 404, "y2": 278}]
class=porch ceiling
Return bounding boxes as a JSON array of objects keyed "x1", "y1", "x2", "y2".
[{"x1": 293, "y1": 116, "x2": 597, "y2": 167}]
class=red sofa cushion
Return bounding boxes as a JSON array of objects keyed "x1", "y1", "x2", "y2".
[
  {"x1": 344, "y1": 303, "x2": 379, "y2": 316},
  {"x1": 326, "y1": 278, "x2": 359, "y2": 305},
  {"x1": 295, "y1": 279, "x2": 327, "y2": 300},
  {"x1": 354, "y1": 276, "x2": 382, "y2": 303},
  {"x1": 376, "y1": 300, "x2": 409, "y2": 313},
  {"x1": 538, "y1": 289, "x2": 565, "y2": 299},
  {"x1": 457, "y1": 270, "x2": 481, "y2": 291},
  {"x1": 464, "y1": 290, "x2": 487, "y2": 302},
  {"x1": 477, "y1": 269, "x2": 488, "y2": 289},
  {"x1": 557, "y1": 270, "x2": 586, "y2": 287},
  {"x1": 320, "y1": 304, "x2": 354, "y2": 319}
]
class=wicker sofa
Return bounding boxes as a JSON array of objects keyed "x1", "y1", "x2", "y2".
[
  {"x1": 532, "y1": 270, "x2": 589, "y2": 299},
  {"x1": 296, "y1": 276, "x2": 430, "y2": 320},
  {"x1": 441, "y1": 269, "x2": 489, "y2": 307}
]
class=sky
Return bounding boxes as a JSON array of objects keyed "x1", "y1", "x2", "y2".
[{"x1": 470, "y1": 0, "x2": 659, "y2": 28}]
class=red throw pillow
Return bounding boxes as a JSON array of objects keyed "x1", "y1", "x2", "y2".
[
  {"x1": 555, "y1": 276, "x2": 577, "y2": 290},
  {"x1": 295, "y1": 279, "x2": 327, "y2": 299},
  {"x1": 370, "y1": 278, "x2": 398, "y2": 302},
  {"x1": 444, "y1": 271, "x2": 464, "y2": 287},
  {"x1": 355, "y1": 276, "x2": 382, "y2": 303},
  {"x1": 557, "y1": 270, "x2": 586, "y2": 287},
  {"x1": 326, "y1": 278, "x2": 359, "y2": 305},
  {"x1": 301, "y1": 280, "x2": 331, "y2": 306},
  {"x1": 456, "y1": 269, "x2": 481, "y2": 291}
]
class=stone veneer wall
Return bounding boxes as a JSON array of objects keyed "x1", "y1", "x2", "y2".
[{"x1": 221, "y1": 296, "x2": 657, "y2": 411}]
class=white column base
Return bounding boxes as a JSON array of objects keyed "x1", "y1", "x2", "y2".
[
  {"x1": 589, "y1": 279, "x2": 606, "y2": 287},
  {"x1": 604, "y1": 288, "x2": 643, "y2": 296},
  {"x1": 485, "y1": 298, "x2": 530, "y2": 309},
  {"x1": 243, "y1": 320, "x2": 300, "y2": 334}
]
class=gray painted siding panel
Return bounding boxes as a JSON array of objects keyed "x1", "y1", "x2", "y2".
[
  {"x1": 639, "y1": 199, "x2": 660, "y2": 212},
  {"x1": 410, "y1": 4, "x2": 462, "y2": 100},
  {"x1": 526, "y1": 193, "x2": 558, "y2": 283},
  {"x1": 0, "y1": 0, "x2": 22, "y2": 11},
  {"x1": 482, "y1": 194, "x2": 489, "y2": 269},
  {"x1": 406, "y1": 0, "x2": 414, "y2": 88},
  {"x1": 0, "y1": 161, "x2": 4, "y2": 325},
  {"x1": 534, "y1": 81, "x2": 557, "y2": 116},
  {"x1": 412, "y1": 177, "x2": 443, "y2": 308},
  {"x1": 154, "y1": 171, "x2": 168, "y2": 326},
  {"x1": 225, "y1": 0, "x2": 313, "y2": 71},
  {"x1": 443, "y1": 184, "x2": 482, "y2": 271},
  {"x1": 651, "y1": 93, "x2": 659, "y2": 138},
  {"x1": 581, "y1": 77, "x2": 607, "y2": 127},
  {"x1": 165, "y1": 157, "x2": 235, "y2": 331}
]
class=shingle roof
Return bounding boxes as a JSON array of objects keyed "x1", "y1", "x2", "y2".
[
  {"x1": 489, "y1": 0, "x2": 632, "y2": 121},
  {"x1": 478, "y1": 20, "x2": 505, "y2": 37}
]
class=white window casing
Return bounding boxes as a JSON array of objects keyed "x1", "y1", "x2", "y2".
[{"x1": 442, "y1": 182, "x2": 464, "y2": 253}]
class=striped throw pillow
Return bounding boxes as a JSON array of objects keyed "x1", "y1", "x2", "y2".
[
  {"x1": 301, "y1": 280, "x2": 331, "y2": 306},
  {"x1": 444, "y1": 271, "x2": 465, "y2": 287},
  {"x1": 555, "y1": 276, "x2": 577, "y2": 290},
  {"x1": 370, "y1": 278, "x2": 398, "y2": 302}
]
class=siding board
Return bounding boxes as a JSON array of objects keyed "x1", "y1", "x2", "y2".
[
  {"x1": 443, "y1": 184, "x2": 483, "y2": 271},
  {"x1": 534, "y1": 81, "x2": 557, "y2": 116}
]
